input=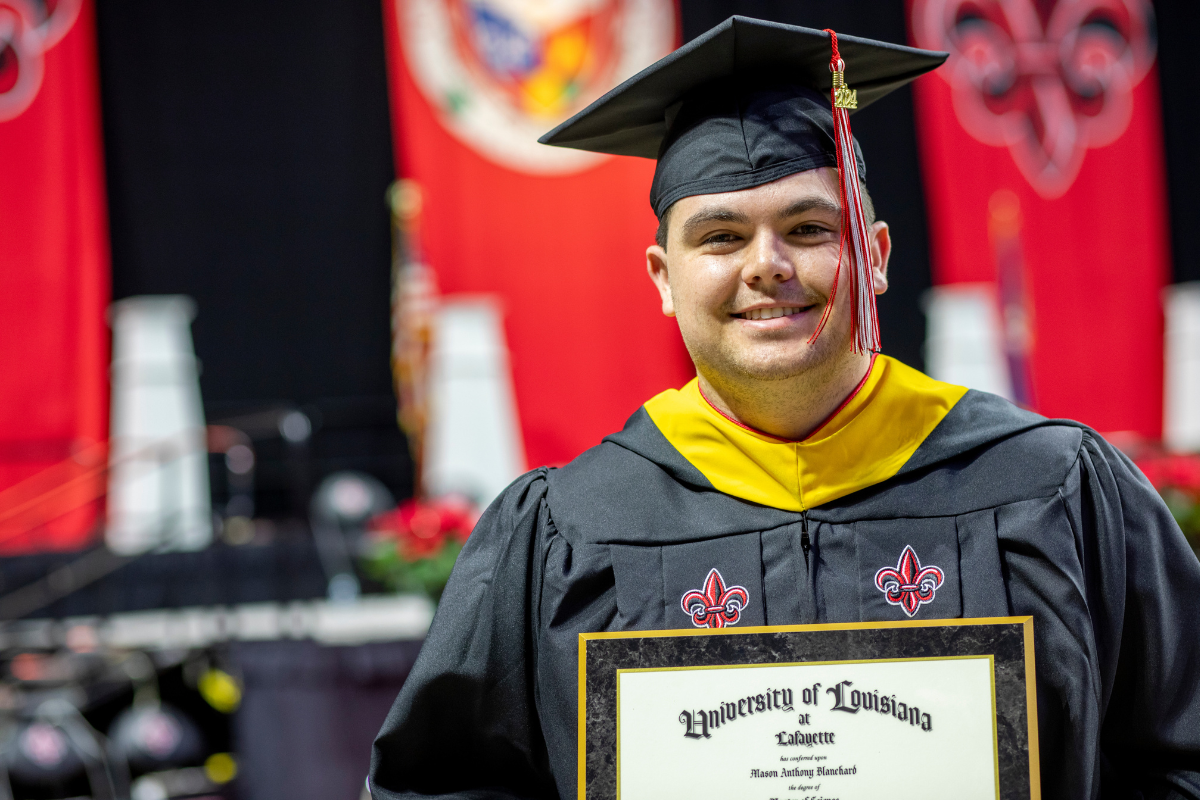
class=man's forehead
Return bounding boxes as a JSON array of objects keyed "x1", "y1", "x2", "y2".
[{"x1": 676, "y1": 168, "x2": 841, "y2": 219}]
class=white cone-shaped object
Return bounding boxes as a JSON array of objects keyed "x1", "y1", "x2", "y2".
[
  {"x1": 107, "y1": 296, "x2": 212, "y2": 554},
  {"x1": 1165, "y1": 282, "x2": 1200, "y2": 452},
  {"x1": 424, "y1": 297, "x2": 525, "y2": 507},
  {"x1": 923, "y1": 283, "x2": 1013, "y2": 400}
]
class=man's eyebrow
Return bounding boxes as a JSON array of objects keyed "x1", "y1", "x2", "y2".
[
  {"x1": 680, "y1": 207, "x2": 751, "y2": 240},
  {"x1": 778, "y1": 197, "x2": 842, "y2": 219}
]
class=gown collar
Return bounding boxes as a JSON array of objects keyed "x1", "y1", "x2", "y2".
[{"x1": 642, "y1": 355, "x2": 968, "y2": 511}]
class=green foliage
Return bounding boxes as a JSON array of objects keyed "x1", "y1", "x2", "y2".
[
  {"x1": 361, "y1": 537, "x2": 464, "y2": 601},
  {"x1": 1160, "y1": 487, "x2": 1200, "y2": 559}
]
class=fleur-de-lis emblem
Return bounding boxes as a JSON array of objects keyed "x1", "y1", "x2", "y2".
[
  {"x1": 874, "y1": 546, "x2": 945, "y2": 617},
  {"x1": 680, "y1": 568, "x2": 749, "y2": 629},
  {"x1": 911, "y1": 0, "x2": 1156, "y2": 197}
]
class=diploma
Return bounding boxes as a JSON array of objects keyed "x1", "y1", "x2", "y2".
[{"x1": 579, "y1": 618, "x2": 1039, "y2": 800}]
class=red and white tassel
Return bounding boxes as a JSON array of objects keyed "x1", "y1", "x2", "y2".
[{"x1": 808, "y1": 29, "x2": 880, "y2": 354}]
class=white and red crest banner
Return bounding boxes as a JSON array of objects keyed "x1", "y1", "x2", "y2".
[{"x1": 384, "y1": 0, "x2": 689, "y2": 470}]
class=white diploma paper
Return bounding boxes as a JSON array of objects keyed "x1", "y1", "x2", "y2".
[{"x1": 618, "y1": 657, "x2": 997, "y2": 800}]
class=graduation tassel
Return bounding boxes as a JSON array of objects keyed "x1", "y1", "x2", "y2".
[{"x1": 808, "y1": 29, "x2": 880, "y2": 354}]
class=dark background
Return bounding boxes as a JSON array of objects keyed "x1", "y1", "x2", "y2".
[
  {"x1": 96, "y1": 0, "x2": 409, "y2": 519},
  {"x1": 1153, "y1": 0, "x2": 1200, "y2": 282},
  {"x1": 95, "y1": 0, "x2": 1198, "y2": 512}
]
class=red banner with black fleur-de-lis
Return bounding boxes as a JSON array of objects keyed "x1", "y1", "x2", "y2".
[
  {"x1": 909, "y1": 0, "x2": 1170, "y2": 438},
  {"x1": 0, "y1": 0, "x2": 110, "y2": 551}
]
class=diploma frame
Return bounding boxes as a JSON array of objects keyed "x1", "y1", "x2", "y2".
[{"x1": 578, "y1": 617, "x2": 1039, "y2": 800}]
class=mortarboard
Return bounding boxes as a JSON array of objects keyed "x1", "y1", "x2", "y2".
[{"x1": 539, "y1": 16, "x2": 947, "y2": 354}]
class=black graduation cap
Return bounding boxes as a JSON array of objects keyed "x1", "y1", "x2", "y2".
[
  {"x1": 538, "y1": 16, "x2": 947, "y2": 219},
  {"x1": 540, "y1": 16, "x2": 946, "y2": 355}
]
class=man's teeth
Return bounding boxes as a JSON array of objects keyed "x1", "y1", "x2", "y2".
[{"x1": 740, "y1": 307, "x2": 803, "y2": 320}]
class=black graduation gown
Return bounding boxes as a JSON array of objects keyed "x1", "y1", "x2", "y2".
[{"x1": 369, "y1": 390, "x2": 1200, "y2": 800}]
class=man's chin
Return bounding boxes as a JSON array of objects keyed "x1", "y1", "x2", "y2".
[
  {"x1": 711, "y1": 352, "x2": 826, "y2": 383},
  {"x1": 729, "y1": 363, "x2": 815, "y2": 382}
]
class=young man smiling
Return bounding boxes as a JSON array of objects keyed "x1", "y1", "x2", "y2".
[
  {"x1": 645, "y1": 167, "x2": 889, "y2": 442},
  {"x1": 371, "y1": 17, "x2": 1200, "y2": 800}
]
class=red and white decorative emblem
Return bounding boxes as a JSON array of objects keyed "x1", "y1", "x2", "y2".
[
  {"x1": 911, "y1": 0, "x2": 1156, "y2": 198},
  {"x1": 681, "y1": 568, "x2": 749, "y2": 629},
  {"x1": 398, "y1": 0, "x2": 675, "y2": 175},
  {"x1": 874, "y1": 546, "x2": 945, "y2": 617},
  {"x1": 0, "y1": 0, "x2": 81, "y2": 122}
]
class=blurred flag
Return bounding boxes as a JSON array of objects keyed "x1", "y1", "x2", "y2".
[
  {"x1": 910, "y1": 0, "x2": 1169, "y2": 438},
  {"x1": 0, "y1": 0, "x2": 110, "y2": 550},
  {"x1": 382, "y1": 0, "x2": 690, "y2": 473}
]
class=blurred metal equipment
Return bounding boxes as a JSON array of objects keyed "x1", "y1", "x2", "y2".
[
  {"x1": 7, "y1": 720, "x2": 82, "y2": 794},
  {"x1": 278, "y1": 412, "x2": 312, "y2": 445},
  {"x1": 8, "y1": 697, "x2": 128, "y2": 800},
  {"x1": 1165, "y1": 282, "x2": 1200, "y2": 452},
  {"x1": 130, "y1": 765, "x2": 223, "y2": 800},
  {"x1": 424, "y1": 298, "x2": 525, "y2": 507},
  {"x1": 209, "y1": 406, "x2": 317, "y2": 520},
  {"x1": 107, "y1": 296, "x2": 212, "y2": 554},
  {"x1": 310, "y1": 472, "x2": 394, "y2": 603},
  {"x1": 206, "y1": 425, "x2": 256, "y2": 545},
  {"x1": 923, "y1": 284, "x2": 1014, "y2": 401},
  {"x1": 107, "y1": 652, "x2": 205, "y2": 783},
  {"x1": 0, "y1": 596, "x2": 433, "y2": 651},
  {"x1": 0, "y1": 644, "x2": 239, "y2": 800}
]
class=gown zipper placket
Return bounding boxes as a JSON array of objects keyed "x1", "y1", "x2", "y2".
[
  {"x1": 801, "y1": 509, "x2": 811, "y2": 568},
  {"x1": 797, "y1": 509, "x2": 817, "y2": 624}
]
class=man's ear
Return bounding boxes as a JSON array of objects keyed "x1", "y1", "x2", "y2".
[
  {"x1": 868, "y1": 221, "x2": 891, "y2": 295},
  {"x1": 646, "y1": 245, "x2": 676, "y2": 317}
]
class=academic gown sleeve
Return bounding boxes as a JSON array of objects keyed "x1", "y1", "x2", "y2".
[
  {"x1": 1002, "y1": 430, "x2": 1200, "y2": 799},
  {"x1": 369, "y1": 469, "x2": 558, "y2": 800},
  {"x1": 1087, "y1": 435, "x2": 1200, "y2": 799}
]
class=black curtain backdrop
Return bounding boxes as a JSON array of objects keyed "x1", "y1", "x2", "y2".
[
  {"x1": 95, "y1": 0, "x2": 410, "y2": 516},
  {"x1": 96, "y1": 0, "x2": 1198, "y2": 504},
  {"x1": 97, "y1": 0, "x2": 396, "y2": 407},
  {"x1": 1155, "y1": 0, "x2": 1200, "y2": 283}
]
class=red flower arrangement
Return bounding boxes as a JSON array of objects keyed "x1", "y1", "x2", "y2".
[{"x1": 361, "y1": 496, "x2": 479, "y2": 600}]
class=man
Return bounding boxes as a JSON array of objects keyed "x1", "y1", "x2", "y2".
[{"x1": 370, "y1": 17, "x2": 1200, "y2": 800}]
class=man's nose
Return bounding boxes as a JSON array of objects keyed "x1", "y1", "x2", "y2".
[{"x1": 740, "y1": 229, "x2": 796, "y2": 285}]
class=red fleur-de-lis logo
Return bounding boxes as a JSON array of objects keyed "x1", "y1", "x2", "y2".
[
  {"x1": 680, "y1": 568, "x2": 749, "y2": 629},
  {"x1": 911, "y1": 0, "x2": 1156, "y2": 198},
  {"x1": 874, "y1": 546, "x2": 945, "y2": 617}
]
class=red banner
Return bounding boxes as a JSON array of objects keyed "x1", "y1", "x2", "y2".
[
  {"x1": 0, "y1": 0, "x2": 110, "y2": 550},
  {"x1": 909, "y1": 0, "x2": 1169, "y2": 438},
  {"x1": 383, "y1": 0, "x2": 689, "y2": 470}
]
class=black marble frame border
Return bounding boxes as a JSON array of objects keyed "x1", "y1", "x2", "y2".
[{"x1": 579, "y1": 616, "x2": 1039, "y2": 800}]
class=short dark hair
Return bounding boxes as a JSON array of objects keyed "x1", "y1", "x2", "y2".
[
  {"x1": 655, "y1": 204, "x2": 673, "y2": 249},
  {"x1": 654, "y1": 181, "x2": 876, "y2": 251}
]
